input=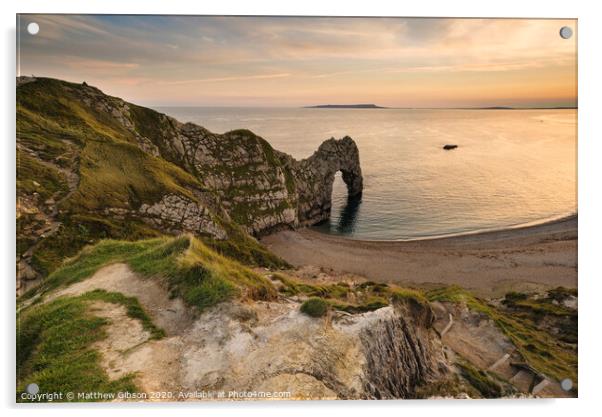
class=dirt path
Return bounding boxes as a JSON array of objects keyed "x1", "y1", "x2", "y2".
[
  {"x1": 47, "y1": 263, "x2": 189, "y2": 396},
  {"x1": 51, "y1": 263, "x2": 195, "y2": 335}
]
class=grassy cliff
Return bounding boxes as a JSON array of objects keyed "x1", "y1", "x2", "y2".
[
  {"x1": 17, "y1": 235, "x2": 278, "y2": 400},
  {"x1": 17, "y1": 77, "x2": 288, "y2": 287}
]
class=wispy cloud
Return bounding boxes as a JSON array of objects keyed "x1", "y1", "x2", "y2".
[
  {"x1": 163, "y1": 73, "x2": 291, "y2": 85},
  {"x1": 64, "y1": 57, "x2": 140, "y2": 70}
]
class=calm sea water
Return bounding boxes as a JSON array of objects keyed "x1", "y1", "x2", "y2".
[{"x1": 156, "y1": 107, "x2": 577, "y2": 240}]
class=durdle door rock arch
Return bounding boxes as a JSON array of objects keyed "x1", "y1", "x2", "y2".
[
  {"x1": 134, "y1": 125, "x2": 365, "y2": 236},
  {"x1": 104, "y1": 89, "x2": 365, "y2": 237},
  {"x1": 131, "y1": 119, "x2": 365, "y2": 236},
  {"x1": 294, "y1": 136, "x2": 363, "y2": 227}
]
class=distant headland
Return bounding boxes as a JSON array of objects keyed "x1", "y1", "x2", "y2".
[{"x1": 304, "y1": 104, "x2": 387, "y2": 109}]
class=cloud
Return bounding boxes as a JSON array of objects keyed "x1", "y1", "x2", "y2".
[
  {"x1": 17, "y1": 15, "x2": 577, "y2": 106},
  {"x1": 163, "y1": 73, "x2": 291, "y2": 85},
  {"x1": 64, "y1": 58, "x2": 140, "y2": 70}
]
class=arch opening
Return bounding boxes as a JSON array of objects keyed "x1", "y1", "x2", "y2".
[{"x1": 328, "y1": 171, "x2": 362, "y2": 233}]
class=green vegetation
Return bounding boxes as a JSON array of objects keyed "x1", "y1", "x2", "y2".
[
  {"x1": 28, "y1": 212, "x2": 287, "y2": 279},
  {"x1": 273, "y1": 273, "x2": 350, "y2": 298},
  {"x1": 25, "y1": 235, "x2": 276, "y2": 312},
  {"x1": 455, "y1": 358, "x2": 507, "y2": 398},
  {"x1": 274, "y1": 274, "x2": 427, "y2": 314},
  {"x1": 17, "y1": 289, "x2": 164, "y2": 402},
  {"x1": 65, "y1": 139, "x2": 204, "y2": 212},
  {"x1": 17, "y1": 78, "x2": 132, "y2": 147},
  {"x1": 30, "y1": 214, "x2": 162, "y2": 277},
  {"x1": 17, "y1": 78, "x2": 214, "y2": 278},
  {"x1": 390, "y1": 287, "x2": 429, "y2": 307},
  {"x1": 228, "y1": 198, "x2": 293, "y2": 227},
  {"x1": 427, "y1": 286, "x2": 577, "y2": 385},
  {"x1": 83, "y1": 289, "x2": 165, "y2": 339},
  {"x1": 127, "y1": 104, "x2": 187, "y2": 169},
  {"x1": 174, "y1": 237, "x2": 276, "y2": 306},
  {"x1": 329, "y1": 296, "x2": 388, "y2": 314},
  {"x1": 501, "y1": 288, "x2": 577, "y2": 344},
  {"x1": 203, "y1": 221, "x2": 290, "y2": 269},
  {"x1": 502, "y1": 291, "x2": 528, "y2": 303},
  {"x1": 16, "y1": 213, "x2": 45, "y2": 258},
  {"x1": 547, "y1": 286, "x2": 577, "y2": 302},
  {"x1": 503, "y1": 294, "x2": 574, "y2": 317},
  {"x1": 16, "y1": 149, "x2": 68, "y2": 201},
  {"x1": 300, "y1": 297, "x2": 329, "y2": 317}
]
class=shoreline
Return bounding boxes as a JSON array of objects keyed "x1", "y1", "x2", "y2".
[
  {"x1": 261, "y1": 215, "x2": 577, "y2": 296},
  {"x1": 309, "y1": 214, "x2": 577, "y2": 248},
  {"x1": 315, "y1": 213, "x2": 578, "y2": 244}
]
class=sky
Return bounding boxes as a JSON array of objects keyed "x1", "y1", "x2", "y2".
[{"x1": 17, "y1": 15, "x2": 577, "y2": 108}]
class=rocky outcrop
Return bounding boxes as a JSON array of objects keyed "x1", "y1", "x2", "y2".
[
  {"x1": 360, "y1": 301, "x2": 441, "y2": 399},
  {"x1": 174, "y1": 301, "x2": 445, "y2": 400},
  {"x1": 38, "y1": 262, "x2": 447, "y2": 400},
  {"x1": 139, "y1": 194, "x2": 227, "y2": 239}
]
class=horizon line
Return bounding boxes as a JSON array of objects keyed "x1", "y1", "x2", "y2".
[{"x1": 149, "y1": 104, "x2": 578, "y2": 110}]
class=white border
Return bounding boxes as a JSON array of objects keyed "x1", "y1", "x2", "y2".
[{"x1": 3, "y1": 1, "x2": 601, "y2": 416}]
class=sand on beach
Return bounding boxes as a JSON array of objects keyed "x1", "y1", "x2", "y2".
[{"x1": 261, "y1": 215, "x2": 577, "y2": 297}]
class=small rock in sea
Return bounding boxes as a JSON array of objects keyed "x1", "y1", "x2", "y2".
[{"x1": 443, "y1": 144, "x2": 458, "y2": 150}]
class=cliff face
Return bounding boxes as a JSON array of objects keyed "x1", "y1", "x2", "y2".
[
  {"x1": 171, "y1": 300, "x2": 443, "y2": 400},
  {"x1": 360, "y1": 300, "x2": 440, "y2": 399},
  {"x1": 16, "y1": 77, "x2": 363, "y2": 289}
]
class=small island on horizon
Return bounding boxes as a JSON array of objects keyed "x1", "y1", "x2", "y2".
[{"x1": 304, "y1": 104, "x2": 387, "y2": 109}]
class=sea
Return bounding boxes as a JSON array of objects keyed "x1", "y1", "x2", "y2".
[{"x1": 155, "y1": 107, "x2": 577, "y2": 241}]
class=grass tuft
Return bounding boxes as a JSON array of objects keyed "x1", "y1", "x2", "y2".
[
  {"x1": 25, "y1": 235, "x2": 276, "y2": 313},
  {"x1": 274, "y1": 273, "x2": 427, "y2": 315},
  {"x1": 300, "y1": 297, "x2": 329, "y2": 318},
  {"x1": 456, "y1": 359, "x2": 505, "y2": 398}
]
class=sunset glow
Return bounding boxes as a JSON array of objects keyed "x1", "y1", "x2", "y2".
[{"x1": 17, "y1": 15, "x2": 577, "y2": 107}]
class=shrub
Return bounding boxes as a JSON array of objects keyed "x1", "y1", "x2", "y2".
[
  {"x1": 502, "y1": 291, "x2": 528, "y2": 306},
  {"x1": 300, "y1": 297, "x2": 328, "y2": 318}
]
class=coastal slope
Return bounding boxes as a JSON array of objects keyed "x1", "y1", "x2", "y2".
[
  {"x1": 16, "y1": 76, "x2": 577, "y2": 400},
  {"x1": 16, "y1": 77, "x2": 362, "y2": 291}
]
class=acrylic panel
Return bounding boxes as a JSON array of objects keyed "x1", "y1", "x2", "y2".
[{"x1": 16, "y1": 15, "x2": 577, "y2": 402}]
